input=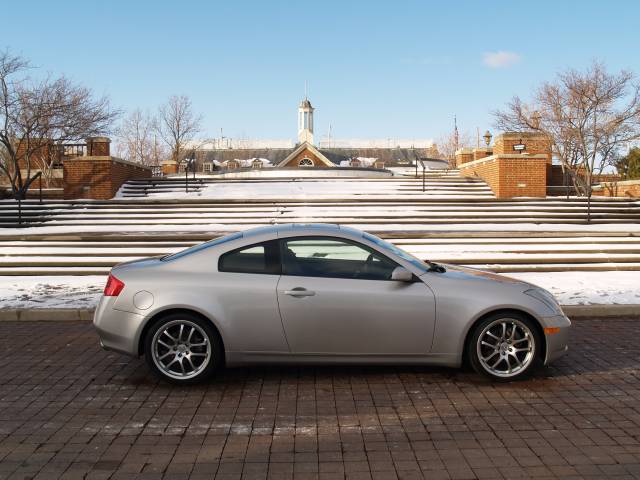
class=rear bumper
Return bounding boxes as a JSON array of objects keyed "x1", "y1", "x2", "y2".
[
  {"x1": 93, "y1": 296, "x2": 145, "y2": 356},
  {"x1": 543, "y1": 313, "x2": 571, "y2": 365}
]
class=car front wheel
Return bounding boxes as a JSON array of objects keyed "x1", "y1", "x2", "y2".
[
  {"x1": 469, "y1": 313, "x2": 542, "y2": 381},
  {"x1": 144, "y1": 313, "x2": 222, "y2": 384}
]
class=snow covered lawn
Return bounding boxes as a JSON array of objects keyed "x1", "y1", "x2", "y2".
[{"x1": 0, "y1": 271, "x2": 638, "y2": 310}]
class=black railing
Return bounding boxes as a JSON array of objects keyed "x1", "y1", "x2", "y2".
[{"x1": 59, "y1": 143, "x2": 87, "y2": 158}]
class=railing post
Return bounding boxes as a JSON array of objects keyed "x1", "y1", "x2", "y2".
[
  {"x1": 422, "y1": 165, "x2": 426, "y2": 192},
  {"x1": 17, "y1": 198, "x2": 22, "y2": 225},
  {"x1": 587, "y1": 185, "x2": 592, "y2": 224},
  {"x1": 39, "y1": 175, "x2": 43, "y2": 204}
]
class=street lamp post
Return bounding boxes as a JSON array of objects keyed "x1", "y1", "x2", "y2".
[
  {"x1": 184, "y1": 151, "x2": 197, "y2": 193},
  {"x1": 483, "y1": 130, "x2": 492, "y2": 147}
]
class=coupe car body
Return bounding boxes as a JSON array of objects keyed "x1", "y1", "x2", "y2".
[{"x1": 94, "y1": 224, "x2": 570, "y2": 383}]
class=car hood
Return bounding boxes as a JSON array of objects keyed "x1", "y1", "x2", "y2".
[{"x1": 421, "y1": 264, "x2": 534, "y2": 288}]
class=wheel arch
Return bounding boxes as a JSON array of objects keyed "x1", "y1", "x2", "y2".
[
  {"x1": 460, "y1": 308, "x2": 546, "y2": 367},
  {"x1": 137, "y1": 307, "x2": 226, "y2": 358}
]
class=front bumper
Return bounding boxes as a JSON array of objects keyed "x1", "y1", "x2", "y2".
[
  {"x1": 543, "y1": 313, "x2": 571, "y2": 365},
  {"x1": 93, "y1": 296, "x2": 145, "y2": 356}
]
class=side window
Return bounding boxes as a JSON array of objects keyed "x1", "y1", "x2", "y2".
[
  {"x1": 281, "y1": 237, "x2": 399, "y2": 280},
  {"x1": 219, "y1": 240, "x2": 280, "y2": 274}
]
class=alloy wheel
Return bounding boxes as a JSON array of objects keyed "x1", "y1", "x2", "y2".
[
  {"x1": 151, "y1": 319, "x2": 212, "y2": 380},
  {"x1": 476, "y1": 318, "x2": 535, "y2": 378}
]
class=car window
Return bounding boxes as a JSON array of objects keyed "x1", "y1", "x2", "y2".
[
  {"x1": 281, "y1": 237, "x2": 398, "y2": 280},
  {"x1": 219, "y1": 240, "x2": 280, "y2": 274},
  {"x1": 363, "y1": 232, "x2": 430, "y2": 273}
]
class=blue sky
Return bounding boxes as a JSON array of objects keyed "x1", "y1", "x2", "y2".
[{"x1": 4, "y1": 0, "x2": 640, "y2": 143}]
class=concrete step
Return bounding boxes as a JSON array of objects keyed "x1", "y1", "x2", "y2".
[
  {"x1": 4, "y1": 252, "x2": 640, "y2": 266},
  {"x1": 2, "y1": 198, "x2": 638, "y2": 208},
  {"x1": 1, "y1": 262, "x2": 638, "y2": 276}
]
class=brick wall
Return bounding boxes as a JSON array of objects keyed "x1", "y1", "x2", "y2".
[
  {"x1": 15, "y1": 141, "x2": 54, "y2": 169},
  {"x1": 459, "y1": 154, "x2": 548, "y2": 198},
  {"x1": 162, "y1": 160, "x2": 178, "y2": 175},
  {"x1": 593, "y1": 180, "x2": 640, "y2": 198},
  {"x1": 64, "y1": 157, "x2": 151, "y2": 199}
]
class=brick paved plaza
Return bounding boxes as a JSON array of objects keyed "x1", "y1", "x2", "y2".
[{"x1": 0, "y1": 319, "x2": 639, "y2": 480}]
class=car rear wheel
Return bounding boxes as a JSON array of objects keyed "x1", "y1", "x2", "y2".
[
  {"x1": 469, "y1": 313, "x2": 542, "y2": 381},
  {"x1": 144, "y1": 313, "x2": 222, "y2": 384}
]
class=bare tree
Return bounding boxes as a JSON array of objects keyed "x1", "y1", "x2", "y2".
[
  {"x1": 0, "y1": 50, "x2": 119, "y2": 199},
  {"x1": 435, "y1": 129, "x2": 473, "y2": 167},
  {"x1": 116, "y1": 109, "x2": 165, "y2": 166},
  {"x1": 493, "y1": 61, "x2": 640, "y2": 196},
  {"x1": 155, "y1": 95, "x2": 202, "y2": 164}
]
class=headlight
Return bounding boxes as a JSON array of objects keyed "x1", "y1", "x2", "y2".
[{"x1": 524, "y1": 288, "x2": 563, "y2": 316}]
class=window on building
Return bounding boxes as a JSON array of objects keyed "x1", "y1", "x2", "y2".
[
  {"x1": 218, "y1": 240, "x2": 280, "y2": 274},
  {"x1": 281, "y1": 237, "x2": 399, "y2": 280},
  {"x1": 304, "y1": 111, "x2": 308, "y2": 129},
  {"x1": 299, "y1": 158, "x2": 314, "y2": 167}
]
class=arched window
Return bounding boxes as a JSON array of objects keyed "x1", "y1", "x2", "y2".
[{"x1": 299, "y1": 158, "x2": 314, "y2": 167}]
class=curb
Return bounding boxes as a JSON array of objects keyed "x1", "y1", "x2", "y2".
[
  {"x1": 561, "y1": 304, "x2": 640, "y2": 318},
  {"x1": 0, "y1": 305, "x2": 638, "y2": 322},
  {"x1": 0, "y1": 308, "x2": 94, "y2": 322}
]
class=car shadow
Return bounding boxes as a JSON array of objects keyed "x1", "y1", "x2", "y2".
[{"x1": 105, "y1": 317, "x2": 640, "y2": 388}]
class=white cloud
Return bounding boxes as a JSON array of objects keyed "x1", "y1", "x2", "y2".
[{"x1": 483, "y1": 51, "x2": 521, "y2": 68}]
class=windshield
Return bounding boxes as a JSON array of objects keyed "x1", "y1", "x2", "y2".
[
  {"x1": 161, "y1": 232, "x2": 242, "y2": 261},
  {"x1": 362, "y1": 232, "x2": 430, "y2": 273}
]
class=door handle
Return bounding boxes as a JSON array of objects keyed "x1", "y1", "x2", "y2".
[{"x1": 283, "y1": 288, "x2": 316, "y2": 297}]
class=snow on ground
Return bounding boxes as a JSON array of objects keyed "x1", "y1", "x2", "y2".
[
  {"x1": 509, "y1": 272, "x2": 640, "y2": 306},
  {"x1": 0, "y1": 276, "x2": 104, "y2": 310},
  {"x1": 0, "y1": 271, "x2": 638, "y2": 310}
]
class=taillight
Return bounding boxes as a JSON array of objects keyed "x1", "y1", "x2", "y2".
[{"x1": 104, "y1": 273, "x2": 125, "y2": 296}]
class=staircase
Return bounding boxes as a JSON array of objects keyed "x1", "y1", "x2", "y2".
[
  {"x1": 1, "y1": 173, "x2": 639, "y2": 275},
  {"x1": 117, "y1": 173, "x2": 495, "y2": 198}
]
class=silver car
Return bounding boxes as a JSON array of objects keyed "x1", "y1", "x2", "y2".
[{"x1": 94, "y1": 224, "x2": 570, "y2": 384}]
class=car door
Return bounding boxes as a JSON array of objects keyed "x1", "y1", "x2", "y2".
[
  {"x1": 276, "y1": 236, "x2": 436, "y2": 355},
  {"x1": 215, "y1": 239, "x2": 289, "y2": 352}
]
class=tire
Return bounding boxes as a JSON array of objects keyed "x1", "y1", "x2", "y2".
[
  {"x1": 468, "y1": 312, "x2": 542, "y2": 381},
  {"x1": 144, "y1": 312, "x2": 223, "y2": 384}
]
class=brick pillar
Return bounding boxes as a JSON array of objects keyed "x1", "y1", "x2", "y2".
[
  {"x1": 86, "y1": 137, "x2": 111, "y2": 156},
  {"x1": 472, "y1": 147, "x2": 493, "y2": 161},
  {"x1": 493, "y1": 132, "x2": 552, "y2": 163},
  {"x1": 454, "y1": 148, "x2": 474, "y2": 167}
]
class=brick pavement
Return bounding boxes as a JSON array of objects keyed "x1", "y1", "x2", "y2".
[{"x1": 0, "y1": 319, "x2": 639, "y2": 479}]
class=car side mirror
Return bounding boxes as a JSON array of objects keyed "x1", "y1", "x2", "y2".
[{"x1": 391, "y1": 266, "x2": 413, "y2": 282}]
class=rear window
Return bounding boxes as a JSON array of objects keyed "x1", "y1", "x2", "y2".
[
  {"x1": 161, "y1": 232, "x2": 242, "y2": 261},
  {"x1": 218, "y1": 240, "x2": 280, "y2": 274}
]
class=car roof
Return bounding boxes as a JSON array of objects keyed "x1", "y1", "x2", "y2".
[{"x1": 241, "y1": 223, "x2": 344, "y2": 239}]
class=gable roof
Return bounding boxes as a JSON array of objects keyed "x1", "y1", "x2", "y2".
[{"x1": 279, "y1": 142, "x2": 335, "y2": 167}]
